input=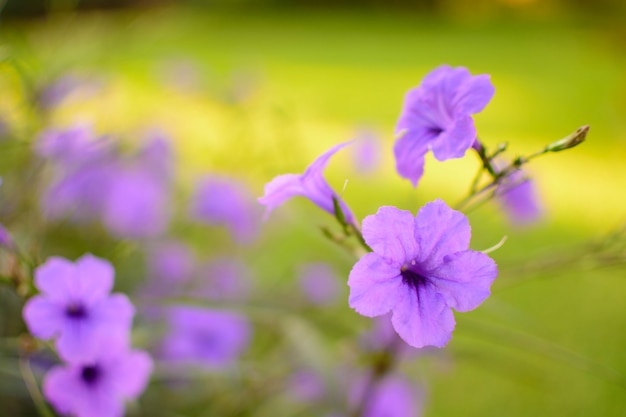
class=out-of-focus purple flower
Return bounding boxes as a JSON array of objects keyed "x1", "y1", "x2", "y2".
[
  {"x1": 0, "y1": 223, "x2": 13, "y2": 249},
  {"x1": 38, "y1": 125, "x2": 116, "y2": 223},
  {"x1": 102, "y1": 168, "x2": 170, "y2": 239},
  {"x1": 194, "y1": 257, "x2": 252, "y2": 301},
  {"x1": 38, "y1": 126, "x2": 174, "y2": 238},
  {"x1": 496, "y1": 169, "x2": 543, "y2": 225},
  {"x1": 259, "y1": 142, "x2": 356, "y2": 226},
  {"x1": 101, "y1": 133, "x2": 174, "y2": 239},
  {"x1": 37, "y1": 74, "x2": 102, "y2": 111},
  {"x1": 348, "y1": 200, "x2": 497, "y2": 348},
  {"x1": 36, "y1": 125, "x2": 115, "y2": 169},
  {"x1": 298, "y1": 262, "x2": 340, "y2": 305},
  {"x1": 42, "y1": 162, "x2": 114, "y2": 223},
  {"x1": 43, "y1": 346, "x2": 152, "y2": 417},
  {"x1": 135, "y1": 131, "x2": 175, "y2": 182},
  {"x1": 160, "y1": 306, "x2": 251, "y2": 368},
  {"x1": 23, "y1": 255, "x2": 134, "y2": 362},
  {"x1": 351, "y1": 129, "x2": 382, "y2": 175},
  {"x1": 37, "y1": 75, "x2": 81, "y2": 110},
  {"x1": 190, "y1": 175, "x2": 261, "y2": 244},
  {"x1": 394, "y1": 65, "x2": 495, "y2": 186},
  {"x1": 288, "y1": 370, "x2": 326, "y2": 403},
  {"x1": 146, "y1": 241, "x2": 195, "y2": 286},
  {"x1": 352, "y1": 374, "x2": 422, "y2": 417},
  {"x1": 360, "y1": 313, "x2": 419, "y2": 360}
]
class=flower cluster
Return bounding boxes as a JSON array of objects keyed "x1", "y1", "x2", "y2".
[
  {"x1": 260, "y1": 68, "x2": 502, "y2": 349},
  {"x1": 23, "y1": 254, "x2": 152, "y2": 417},
  {"x1": 38, "y1": 125, "x2": 173, "y2": 239}
]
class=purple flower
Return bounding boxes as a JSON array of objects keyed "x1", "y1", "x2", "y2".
[
  {"x1": 0, "y1": 223, "x2": 14, "y2": 249},
  {"x1": 37, "y1": 75, "x2": 82, "y2": 110},
  {"x1": 190, "y1": 175, "x2": 261, "y2": 244},
  {"x1": 146, "y1": 241, "x2": 195, "y2": 286},
  {"x1": 496, "y1": 170, "x2": 543, "y2": 225},
  {"x1": 348, "y1": 199, "x2": 497, "y2": 348},
  {"x1": 160, "y1": 306, "x2": 251, "y2": 368},
  {"x1": 102, "y1": 168, "x2": 170, "y2": 239},
  {"x1": 351, "y1": 129, "x2": 382, "y2": 175},
  {"x1": 395, "y1": 65, "x2": 495, "y2": 186},
  {"x1": 288, "y1": 370, "x2": 326, "y2": 403},
  {"x1": 359, "y1": 313, "x2": 419, "y2": 360},
  {"x1": 298, "y1": 262, "x2": 341, "y2": 305},
  {"x1": 38, "y1": 126, "x2": 116, "y2": 223},
  {"x1": 194, "y1": 257, "x2": 252, "y2": 301},
  {"x1": 43, "y1": 346, "x2": 152, "y2": 417},
  {"x1": 352, "y1": 374, "x2": 422, "y2": 417},
  {"x1": 37, "y1": 125, "x2": 111, "y2": 165},
  {"x1": 23, "y1": 255, "x2": 134, "y2": 362},
  {"x1": 259, "y1": 142, "x2": 356, "y2": 226}
]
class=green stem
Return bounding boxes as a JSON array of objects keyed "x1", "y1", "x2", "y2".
[{"x1": 18, "y1": 357, "x2": 56, "y2": 417}]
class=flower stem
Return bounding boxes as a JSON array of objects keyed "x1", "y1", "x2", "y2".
[{"x1": 18, "y1": 356, "x2": 55, "y2": 417}]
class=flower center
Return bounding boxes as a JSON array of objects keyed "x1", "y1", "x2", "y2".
[
  {"x1": 80, "y1": 365, "x2": 101, "y2": 386},
  {"x1": 65, "y1": 303, "x2": 87, "y2": 319},
  {"x1": 427, "y1": 126, "x2": 444, "y2": 137},
  {"x1": 400, "y1": 263, "x2": 429, "y2": 290}
]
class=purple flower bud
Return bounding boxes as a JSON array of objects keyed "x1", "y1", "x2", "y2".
[{"x1": 259, "y1": 142, "x2": 357, "y2": 227}]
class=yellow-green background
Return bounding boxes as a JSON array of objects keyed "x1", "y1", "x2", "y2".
[{"x1": 0, "y1": 3, "x2": 625, "y2": 416}]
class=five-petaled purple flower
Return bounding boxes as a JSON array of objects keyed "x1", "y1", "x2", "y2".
[
  {"x1": 43, "y1": 345, "x2": 152, "y2": 417},
  {"x1": 348, "y1": 199, "x2": 497, "y2": 348},
  {"x1": 258, "y1": 142, "x2": 357, "y2": 226},
  {"x1": 395, "y1": 65, "x2": 495, "y2": 187},
  {"x1": 23, "y1": 255, "x2": 134, "y2": 361}
]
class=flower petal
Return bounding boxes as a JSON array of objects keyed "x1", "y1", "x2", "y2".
[
  {"x1": 429, "y1": 250, "x2": 498, "y2": 312},
  {"x1": 34, "y1": 257, "x2": 78, "y2": 302},
  {"x1": 259, "y1": 142, "x2": 355, "y2": 224},
  {"x1": 93, "y1": 293, "x2": 135, "y2": 330},
  {"x1": 109, "y1": 350, "x2": 153, "y2": 398},
  {"x1": 414, "y1": 199, "x2": 471, "y2": 271},
  {"x1": 258, "y1": 173, "x2": 304, "y2": 217},
  {"x1": 75, "y1": 254, "x2": 114, "y2": 303},
  {"x1": 452, "y1": 73, "x2": 495, "y2": 115},
  {"x1": 22, "y1": 297, "x2": 64, "y2": 339},
  {"x1": 430, "y1": 115, "x2": 475, "y2": 161},
  {"x1": 362, "y1": 206, "x2": 418, "y2": 263},
  {"x1": 56, "y1": 318, "x2": 99, "y2": 362},
  {"x1": 348, "y1": 253, "x2": 405, "y2": 317},
  {"x1": 393, "y1": 129, "x2": 432, "y2": 187},
  {"x1": 391, "y1": 283, "x2": 455, "y2": 348},
  {"x1": 43, "y1": 366, "x2": 83, "y2": 416}
]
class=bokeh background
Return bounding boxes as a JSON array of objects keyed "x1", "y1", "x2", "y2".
[{"x1": 0, "y1": 0, "x2": 625, "y2": 416}]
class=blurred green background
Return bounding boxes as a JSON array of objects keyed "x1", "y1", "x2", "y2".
[{"x1": 0, "y1": 0, "x2": 625, "y2": 416}]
